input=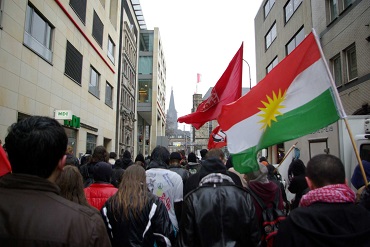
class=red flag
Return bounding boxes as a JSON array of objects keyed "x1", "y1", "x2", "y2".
[
  {"x1": 178, "y1": 43, "x2": 243, "y2": 129},
  {"x1": 0, "y1": 146, "x2": 11, "y2": 176},
  {"x1": 197, "y1": 73, "x2": 201, "y2": 83},
  {"x1": 208, "y1": 125, "x2": 227, "y2": 149}
]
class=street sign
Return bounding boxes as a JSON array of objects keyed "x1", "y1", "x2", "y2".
[{"x1": 54, "y1": 110, "x2": 72, "y2": 120}]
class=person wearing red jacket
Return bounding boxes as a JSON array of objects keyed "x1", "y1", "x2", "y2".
[{"x1": 84, "y1": 161, "x2": 118, "y2": 210}]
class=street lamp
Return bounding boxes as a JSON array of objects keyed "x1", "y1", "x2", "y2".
[{"x1": 243, "y1": 59, "x2": 252, "y2": 89}]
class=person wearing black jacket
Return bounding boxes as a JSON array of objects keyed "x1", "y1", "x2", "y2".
[
  {"x1": 184, "y1": 148, "x2": 243, "y2": 196},
  {"x1": 177, "y1": 157, "x2": 260, "y2": 247},
  {"x1": 169, "y1": 152, "x2": 189, "y2": 186},
  {"x1": 287, "y1": 158, "x2": 309, "y2": 210},
  {"x1": 275, "y1": 154, "x2": 370, "y2": 247},
  {"x1": 102, "y1": 165, "x2": 174, "y2": 246}
]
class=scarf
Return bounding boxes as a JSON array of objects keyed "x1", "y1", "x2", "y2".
[
  {"x1": 299, "y1": 184, "x2": 355, "y2": 207},
  {"x1": 199, "y1": 173, "x2": 234, "y2": 186}
]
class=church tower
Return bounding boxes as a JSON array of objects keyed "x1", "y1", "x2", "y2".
[{"x1": 166, "y1": 87, "x2": 178, "y2": 131}]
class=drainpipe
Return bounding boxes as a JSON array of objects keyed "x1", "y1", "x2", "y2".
[{"x1": 115, "y1": 1, "x2": 125, "y2": 155}]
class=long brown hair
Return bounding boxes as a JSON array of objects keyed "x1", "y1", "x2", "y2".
[
  {"x1": 110, "y1": 164, "x2": 148, "y2": 220},
  {"x1": 56, "y1": 165, "x2": 91, "y2": 207}
]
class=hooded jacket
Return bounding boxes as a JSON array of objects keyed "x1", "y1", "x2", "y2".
[
  {"x1": 177, "y1": 158, "x2": 260, "y2": 247},
  {"x1": 0, "y1": 173, "x2": 111, "y2": 246},
  {"x1": 248, "y1": 180, "x2": 284, "y2": 225},
  {"x1": 275, "y1": 202, "x2": 370, "y2": 247}
]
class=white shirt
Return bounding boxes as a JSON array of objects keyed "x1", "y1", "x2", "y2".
[{"x1": 146, "y1": 168, "x2": 183, "y2": 229}]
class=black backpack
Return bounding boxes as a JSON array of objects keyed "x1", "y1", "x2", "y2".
[{"x1": 248, "y1": 188, "x2": 286, "y2": 247}]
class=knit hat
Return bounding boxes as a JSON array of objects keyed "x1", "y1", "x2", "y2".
[
  {"x1": 93, "y1": 162, "x2": 113, "y2": 182},
  {"x1": 170, "y1": 152, "x2": 182, "y2": 161},
  {"x1": 188, "y1": 152, "x2": 197, "y2": 163},
  {"x1": 351, "y1": 160, "x2": 370, "y2": 189}
]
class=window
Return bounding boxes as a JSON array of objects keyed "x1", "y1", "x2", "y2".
[
  {"x1": 105, "y1": 82, "x2": 113, "y2": 107},
  {"x1": 69, "y1": 0, "x2": 87, "y2": 24},
  {"x1": 107, "y1": 36, "x2": 115, "y2": 63},
  {"x1": 92, "y1": 11, "x2": 104, "y2": 47},
  {"x1": 286, "y1": 27, "x2": 305, "y2": 55},
  {"x1": 139, "y1": 80, "x2": 152, "y2": 103},
  {"x1": 329, "y1": 0, "x2": 339, "y2": 22},
  {"x1": 343, "y1": 0, "x2": 352, "y2": 9},
  {"x1": 109, "y1": 0, "x2": 118, "y2": 29},
  {"x1": 139, "y1": 56, "x2": 153, "y2": 74},
  {"x1": 346, "y1": 44, "x2": 357, "y2": 81},
  {"x1": 24, "y1": 3, "x2": 53, "y2": 62},
  {"x1": 89, "y1": 66, "x2": 100, "y2": 98},
  {"x1": 86, "y1": 133, "x2": 97, "y2": 153},
  {"x1": 266, "y1": 56, "x2": 278, "y2": 74},
  {"x1": 285, "y1": 0, "x2": 303, "y2": 22},
  {"x1": 331, "y1": 54, "x2": 342, "y2": 87},
  {"x1": 264, "y1": 0, "x2": 275, "y2": 18},
  {"x1": 65, "y1": 41, "x2": 83, "y2": 84},
  {"x1": 265, "y1": 22, "x2": 276, "y2": 49}
]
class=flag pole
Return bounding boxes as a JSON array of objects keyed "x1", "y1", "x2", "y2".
[
  {"x1": 312, "y1": 28, "x2": 367, "y2": 186},
  {"x1": 274, "y1": 142, "x2": 298, "y2": 172},
  {"x1": 344, "y1": 118, "x2": 368, "y2": 187},
  {"x1": 196, "y1": 75, "x2": 198, "y2": 93}
]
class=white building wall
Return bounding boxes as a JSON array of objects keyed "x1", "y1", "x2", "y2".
[{"x1": 0, "y1": 0, "x2": 121, "y2": 155}]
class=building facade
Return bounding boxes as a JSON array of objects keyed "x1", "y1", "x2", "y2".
[
  {"x1": 0, "y1": 0, "x2": 121, "y2": 156},
  {"x1": 137, "y1": 27, "x2": 167, "y2": 156},
  {"x1": 254, "y1": 0, "x2": 370, "y2": 163},
  {"x1": 117, "y1": 0, "x2": 140, "y2": 157},
  {"x1": 192, "y1": 93, "x2": 212, "y2": 153}
]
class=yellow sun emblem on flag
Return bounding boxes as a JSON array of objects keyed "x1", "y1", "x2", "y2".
[{"x1": 257, "y1": 89, "x2": 286, "y2": 129}]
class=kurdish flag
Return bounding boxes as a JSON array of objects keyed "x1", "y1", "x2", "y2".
[{"x1": 218, "y1": 31, "x2": 346, "y2": 174}]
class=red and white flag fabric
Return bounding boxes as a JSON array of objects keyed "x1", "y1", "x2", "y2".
[
  {"x1": 218, "y1": 31, "x2": 345, "y2": 174},
  {"x1": 178, "y1": 43, "x2": 243, "y2": 129},
  {"x1": 208, "y1": 125, "x2": 227, "y2": 149},
  {"x1": 197, "y1": 73, "x2": 201, "y2": 83}
]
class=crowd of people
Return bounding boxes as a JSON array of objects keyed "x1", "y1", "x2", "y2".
[{"x1": 1, "y1": 116, "x2": 370, "y2": 246}]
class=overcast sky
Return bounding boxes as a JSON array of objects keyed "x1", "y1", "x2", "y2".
[{"x1": 139, "y1": 0, "x2": 264, "y2": 131}]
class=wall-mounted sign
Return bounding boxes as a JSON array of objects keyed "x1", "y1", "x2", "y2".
[
  {"x1": 64, "y1": 115, "x2": 80, "y2": 129},
  {"x1": 55, "y1": 110, "x2": 72, "y2": 120}
]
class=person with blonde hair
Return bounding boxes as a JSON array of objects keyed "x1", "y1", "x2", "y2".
[
  {"x1": 101, "y1": 165, "x2": 175, "y2": 246},
  {"x1": 65, "y1": 145, "x2": 79, "y2": 167}
]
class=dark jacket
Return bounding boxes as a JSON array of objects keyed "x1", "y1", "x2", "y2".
[
  {"x1": 275, "y1": 202, "x2": 370, "y2": 247},
  {"x1": 169, "y1": 165, "x2": 189, "y2": 185},
  {"x1": 288, "y1": 175, "x2": 309, "y2": 209},
  {"x1": 183, "y1": 158, "x2": 243, "y2": 196},
  {"x1": 177, "y1": 172, "x2": 260, "y2": 247},
  {"x1": 101, "y1": 193, "x2": 175, "y2": 247},
  {"x1": 0, "y1": 173, "x2": 111, "y2": 246}
]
